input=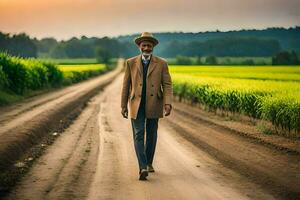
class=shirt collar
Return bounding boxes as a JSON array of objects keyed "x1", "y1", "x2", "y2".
[{"x1": 141, "y1": 53, "x2": 152, "y2": 61}]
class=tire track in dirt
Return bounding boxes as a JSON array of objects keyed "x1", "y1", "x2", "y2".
[
  {"x1": 87, "y1": 99, "x2": 122, "y2": 200},
  {"x1": 0, "y1": 87, "x2": 77, "y2": 125},
  {"x1": 4, "y1": 91, "x2": 105, "y2": 200},
  {"x1": 162, "y1": 105, "x2": 300, "y2": 200}
]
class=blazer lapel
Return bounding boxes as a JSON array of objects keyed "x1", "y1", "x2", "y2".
[
  {"x1": 133, "y1": 54, "x2": 157, "y2": 78},
  {"x1": 147, "y1": 55, "x2": 157, "y2": 77},
  {"x1": 134, "y1": 54, "x2": 142, "y2": 77}
]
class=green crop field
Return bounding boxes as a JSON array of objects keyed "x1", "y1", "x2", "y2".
[
  {"x1": 169, "y1": 65, "x2": 300, "y2": 137},
  {"x1": 38, "y1": 58, "x2": 98, "y2": 65},
  {"x1": 58, "y1": 64, "x2": 106, "y2": 72},
  {"x1": 58, "y1": 64, "x2": 107, "y2": 84},
  {"x1": 0, "y1": 53, "x2": 109, "y2": 106}
]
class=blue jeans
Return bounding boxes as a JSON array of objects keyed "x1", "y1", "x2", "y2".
[{"x1": 131, "y1": 102, "x2": 159, "y2": 171}]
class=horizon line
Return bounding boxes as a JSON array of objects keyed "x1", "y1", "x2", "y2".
[{"x1": 1, "y1": 25, "x2": 299, "y2": 42}]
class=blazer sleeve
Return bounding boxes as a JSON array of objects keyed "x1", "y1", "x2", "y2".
[
  {"x1": 162, "y1": 61, "x2": 173, "y2": 106},
  {"x1": 121, "y1": 59, "x2": 131, "y2": 109}
]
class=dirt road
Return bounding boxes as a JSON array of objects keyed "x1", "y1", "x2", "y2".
[{"x1": 3, "y1": 72, "x2": 300, "y2": 200}]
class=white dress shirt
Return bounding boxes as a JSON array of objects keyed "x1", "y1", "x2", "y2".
[{"x1": 142, "y1": 53, "x2": 152, "y2": 62}]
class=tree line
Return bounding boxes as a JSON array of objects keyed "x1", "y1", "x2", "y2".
[
  {"x1": 173, "y1": 51, "x2": 300, "y2": 65},
  {"x1": 0, "y1": 32, "x2": 129, "y2": 63},
  {"x1": 159, "y1": 37, "x2": 281, "y2": 57},
  {"x1": 0, "y1": 26, "x2": 299, "y2": 64},
  {"x1": 0, "y1": 32, "x2": 37, "y2": 58}
]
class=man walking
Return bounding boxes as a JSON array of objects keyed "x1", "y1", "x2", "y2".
[{"x1": 121, "y1": 32, "x2": 173, "y2": 181}]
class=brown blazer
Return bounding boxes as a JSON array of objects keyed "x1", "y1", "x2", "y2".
[{"x1": 121, "y1": 54, "x2": 173, "y2": 119}]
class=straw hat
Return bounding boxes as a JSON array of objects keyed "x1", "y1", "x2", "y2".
[{"x1": 134, "y1": 32, "x2": 159, "y2": 46}]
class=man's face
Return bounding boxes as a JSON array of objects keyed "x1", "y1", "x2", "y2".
[{"x1": 139, "y1": 41, "x2": 154, "y2": 57}]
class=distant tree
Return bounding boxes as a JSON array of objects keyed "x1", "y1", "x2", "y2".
[
  {"x1": 205, "y1": 55, "x2": 217, "y2": 65},
  {"x1": 241, "y1": 59, "x2": 255, "y2": 65},
  {"x1": 161, "y1": 37, "x2": 282, "y2": 58},
  {"x1": 161, "y1": 40, "x2": 185, "y2": 57},
  {"x1": 63, "y1": 37, "x2": 94, "y2": 58},
  {"x1": 225, "y1": 58, "x2": 232, "y2": 65},
  {"x1": 120, "y1": 41, "x2": 138, "y2": 57},
  {"x1": 34, "y1": 37, "x2": 58, "y2": 54},
  {"x1": 49, "y1": 45, "x2": 67, "y2": 58},
  {"x1": 0, "y1": 32, "x2": 37, "y2": 58},
  {"x1": 95, "y1": 46, "x2": 112, "y2": 64},
  {"x1": 95, "y1": 37, "x2": 121, "y2": 58},
  {"x1": 272, "y1": 50, "x2": 300, "y2": 65},
  {"x1": 0, "y1": 32, "x2": 9, "y2": 50},
  {"x1": 175, "y1": 55, "x2": 192, "y2": 65},
  {"x1": 195, "y1": 56, "x2": 203, "y2": 65}
]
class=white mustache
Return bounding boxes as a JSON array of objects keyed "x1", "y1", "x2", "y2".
[{"x1": 142, "y1": 52, "x2": 152, "y2": 56}]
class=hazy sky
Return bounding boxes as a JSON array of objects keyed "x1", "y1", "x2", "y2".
[{"x1": 0, "y1": 0, "x2": 299, "y2": 40}]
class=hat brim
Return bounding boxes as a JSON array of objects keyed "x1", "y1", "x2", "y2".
[{"x1": 134, "y1": 36, "x2": 159, "y2": 46}]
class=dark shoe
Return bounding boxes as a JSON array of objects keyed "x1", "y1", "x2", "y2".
[
  {"x1": 147, "y1": 164, "x2": 155, "y2": 172},
  {"x1": 139, "y1": 169, "x2": 148, "y2": 180}
]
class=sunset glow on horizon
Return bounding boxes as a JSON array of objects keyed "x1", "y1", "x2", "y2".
[{"x1": 0, "y1": 0, "x2": 299, "y2": 40}]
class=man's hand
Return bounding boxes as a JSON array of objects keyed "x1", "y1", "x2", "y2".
[
  {"x1": 164, "y1": 104, "x2": 172, "y2": 116},
  {"x1": 121, "y1": 107, "x2": 128, "y2": 119}
]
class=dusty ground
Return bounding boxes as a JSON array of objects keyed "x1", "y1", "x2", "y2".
[{"x1": 1, "y1": 72, "x2": 300, "y2": 200}]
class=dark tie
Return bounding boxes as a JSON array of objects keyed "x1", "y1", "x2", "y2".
[{"x1": 142, "y1": 59, "x2": 149, "y2": 66}]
